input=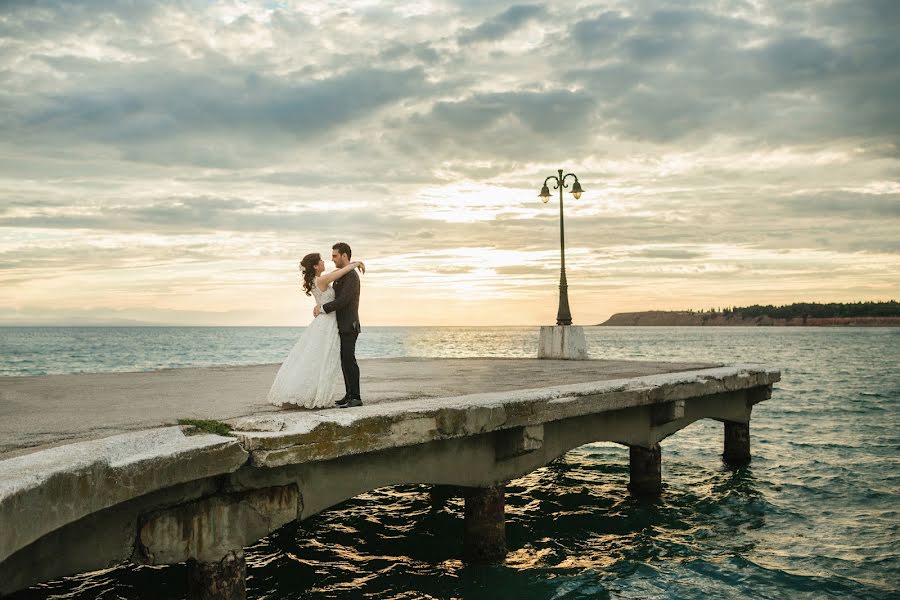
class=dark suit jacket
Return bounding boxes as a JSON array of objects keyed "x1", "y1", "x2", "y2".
[{"x1": 323, "y1": 270, "x2": 361, "y2": 334}]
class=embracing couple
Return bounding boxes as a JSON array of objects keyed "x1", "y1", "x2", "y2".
[{"x1": 267, "y1": 242, "x2": 365, "y2": 409}]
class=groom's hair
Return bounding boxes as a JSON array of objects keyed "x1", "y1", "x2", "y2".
[{"x1": 332, "y1": 242, "x2": 352, "y2": 259}]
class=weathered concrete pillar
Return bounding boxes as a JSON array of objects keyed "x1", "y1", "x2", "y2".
[
  {"x1": 187, "y1": 549, "x2": 246, "y2": 600},
  {"x1": 537, "y1": 325, "x2": 589, "y2": 359},
  {"x1": 628, "y1": 443, "x2": 662, "y2": 496},
  {"x1": 463, "y1": 485, "x2": 506, "y2": 563},
  {"x1": 723, "y1": 420, "x2": 751, "y2": 466},
  {"x1": 137, "y1": 486, "x2": 298, "y2": 600}
]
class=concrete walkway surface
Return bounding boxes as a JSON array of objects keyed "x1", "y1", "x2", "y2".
[{"x1": 0, "y1": 358, "x2": 716, "y2": 458}]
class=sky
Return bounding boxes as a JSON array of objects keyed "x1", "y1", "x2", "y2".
[{"x1": 1, "y1": 0, "x2": 898, "y2": 326}]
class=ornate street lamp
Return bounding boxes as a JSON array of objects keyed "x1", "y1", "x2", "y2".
[{"x1": 538, "y1": 169, "x2": 583, "y2": 326}]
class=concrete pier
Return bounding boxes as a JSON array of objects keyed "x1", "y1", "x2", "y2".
[
  {"x1": 0, "y1": 358, "x2": 709, "y2": 457},
  {"x1": 187, "y1": 550, "x2": 246, "y2": 600},
  {"x1": 723, "y1": 420, "x2": 751, "y2": 466},
  {"x1": 0, "y1": 358, "x2": 779, "y2": 597},
  {"x1": 463, "y1": 485, "x2": 507, "y2": 563},
  {"x1": 628, "y1": 444, "x2": 662, "y2": 496}
]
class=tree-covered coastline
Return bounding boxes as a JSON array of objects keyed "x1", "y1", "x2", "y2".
[
  {"x1": 711, "y1": 301, "x2": 897, "y2": 319},
  {"x1": 600, "y1": 301, "x2": 900, "y2": 326}
]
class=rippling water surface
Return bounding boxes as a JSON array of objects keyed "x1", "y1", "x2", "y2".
[{"x1": 4, "y1": 326, "x2": 899, "y2": 599}]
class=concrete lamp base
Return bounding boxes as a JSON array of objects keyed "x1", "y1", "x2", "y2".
[{"x1": 538, "y1": 326, "x2": 589, "y2": 360}]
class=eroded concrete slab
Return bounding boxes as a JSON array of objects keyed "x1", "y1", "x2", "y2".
[
  {"x1": 0, "y1": 427, "x2": 247, "y2": 564},
  {"x1": 0, "y1": 358, "x2": 780, "y2": 595},
  {"x1": 0, "y1": 358, "x2": 717, "y2": 457},
  {"x1": 233, "y1": 364, "x2": 779, "y2": 467},
  {"x1": 137, "y1": 485, "x2": 299, "y2": 565}
]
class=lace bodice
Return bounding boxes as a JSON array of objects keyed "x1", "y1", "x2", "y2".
[{"x1": 312, "y1": 278, "x2": 336, "y2": 305}]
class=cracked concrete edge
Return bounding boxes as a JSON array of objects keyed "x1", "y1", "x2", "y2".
[
  {"x1": 0, "y1": 364, "x2": 780, "y2": 568},
  {"x1": 0, "y1": 426, "x2": 248, "y2": 565},
  {"x1": 236, "y1": 365, "x2": 780, "y2": 467}
]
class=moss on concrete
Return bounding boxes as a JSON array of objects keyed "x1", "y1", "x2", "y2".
[{"x1": 178, "y1": 419, "x2": 233, "y2": 436}]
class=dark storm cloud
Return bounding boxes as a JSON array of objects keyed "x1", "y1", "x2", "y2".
[
  {"x1": 12, "y1": 64, "x2": 427, "y2": 160},
  {"x1": 0, "y1": 0, "x2": 161, "y2": 37},
  {"x1": 396, "y1": 89, "x2": 596, "y2": 162},
  {"x1": 457, "y1": 4, "x2": 546, "y2": 45},
  {"x1": 3, "y1": 0, "x2": 897, "y2": 174},
  {"x1": 560, "y1": 1, "x2": 900, "y2": 148},
  {"x1": 427, "y1": 90, "x2": 593, "y2": 134},
  {"x1": 755, "y1": 36, "x2": 838, "y2": 83},
  {"x1": 570, "y1": 11, "x2": 635, "y2": 51}
]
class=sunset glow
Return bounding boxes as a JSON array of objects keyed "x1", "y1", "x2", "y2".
[{"x1": 1, "y1": 1, "x2": 897, "y2": 326}]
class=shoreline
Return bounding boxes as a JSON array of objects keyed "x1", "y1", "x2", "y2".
[
  {"x1": 599, "y1": 314, "x2": 900, "y2": 327},
  {"x1": 597, "y1": 323, "x2": 900, "y2": 327}
]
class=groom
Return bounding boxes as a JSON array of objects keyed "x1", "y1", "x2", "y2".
[{"x1": 314, "y1": 242, "x2": 362, "y2": 408}]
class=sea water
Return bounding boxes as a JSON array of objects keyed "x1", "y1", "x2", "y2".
[{"x1": 2, "y1": 326, "x2": 898, "y2": 599}]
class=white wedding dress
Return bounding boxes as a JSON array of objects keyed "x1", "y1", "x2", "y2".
[{"x1": 267, "y1": 278, "x2": 343, "y2": 408}]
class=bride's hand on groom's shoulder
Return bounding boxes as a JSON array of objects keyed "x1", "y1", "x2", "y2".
[{"x1": 355, "y1": 261, "x2": 366, "y2": 274}]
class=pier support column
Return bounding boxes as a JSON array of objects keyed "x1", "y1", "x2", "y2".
[
  {"x1": 463, "y1": 485, "x2": 506, "y2": 563},
  {"x1": 429, "y1": 484, "x2": 460, "y2": 509},
  {"x1": 628, "y1": 444, "x2": 662, "y2": 496},
  {"x1": 723, "y1": 421, "x2": 751, "y2": 466},
  {"x1": 187, "y1": 550, "x2": 246, "y2": 600}
]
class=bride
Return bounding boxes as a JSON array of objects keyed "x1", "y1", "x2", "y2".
[{"x1": 267, "y1": 252, "x2": 365, "y2": 409}]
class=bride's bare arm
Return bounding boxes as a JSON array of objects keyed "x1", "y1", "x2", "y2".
[{"x1": 317, "y1": 261, "x2": 365, "y2": 290}]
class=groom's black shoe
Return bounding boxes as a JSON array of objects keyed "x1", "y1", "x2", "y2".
[
  {"x1": 339, "y1": 397, "x2": 363, "y2": 408},
  {"x1": 335, "y1": 394, "x2": 350, "y2": 407}
]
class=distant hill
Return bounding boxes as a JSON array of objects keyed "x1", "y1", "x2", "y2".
[{"x1": 599, "y1": 301, "x2": 900, "y2": 326}]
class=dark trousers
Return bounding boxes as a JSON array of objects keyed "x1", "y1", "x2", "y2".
[{"x1": 339, "y1": 332, "x2": 361, "y2": 399}]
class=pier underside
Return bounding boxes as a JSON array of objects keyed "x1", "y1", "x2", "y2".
[{"x1": 0, "y1": 359, "x2": 779, "y2": 598}]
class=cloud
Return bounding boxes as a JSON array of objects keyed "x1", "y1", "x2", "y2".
[
  {"x1": 561, "y1": 3, "x2": 900, "y2": 148},
  {"x1": 458, "y1": 4, "x2": 546, "y2": 45},
  {"x1": 774, "y1": 192, "x2": 900, "y2": 218},
  {"x1": 0, "y1": 0, "x2": 897, "y2": 324},
  {"x1": 0, "y1": 197, "x2": 402, "y2": 239},
  {"x1": 423, "y1": 89, "x2": 593, "y2": 134},
  {"x1": 570, "y1": 11, "x2": 635, "y2": 51},
  {"x1": 630, "y1": 248, "x2": 707, "y2": 260},
  {"x1": 9, "y1": 64, "x2": 428, "y2": 167}
]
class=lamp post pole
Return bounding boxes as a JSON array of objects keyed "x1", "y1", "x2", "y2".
[{"x1": 539, "y1": 169, "x2": 583, "y2": 326}]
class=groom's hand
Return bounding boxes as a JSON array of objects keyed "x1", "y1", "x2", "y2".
[{"x1": 313, "y1": 305, "x2": 322, "y2": 317}]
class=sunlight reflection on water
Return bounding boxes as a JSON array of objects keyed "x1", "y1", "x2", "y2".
[{"x1": 5, "y1": 327, "x2": 899, "y2": 598}]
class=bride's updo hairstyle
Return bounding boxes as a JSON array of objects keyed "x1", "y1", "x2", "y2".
[{"x1": 299, "y1": 253, "x2": 321, "y2": 296}]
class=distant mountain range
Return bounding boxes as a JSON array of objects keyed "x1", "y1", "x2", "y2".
[{"x1": 599, "y1": 301, "x2": 900, "y2": 327}]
